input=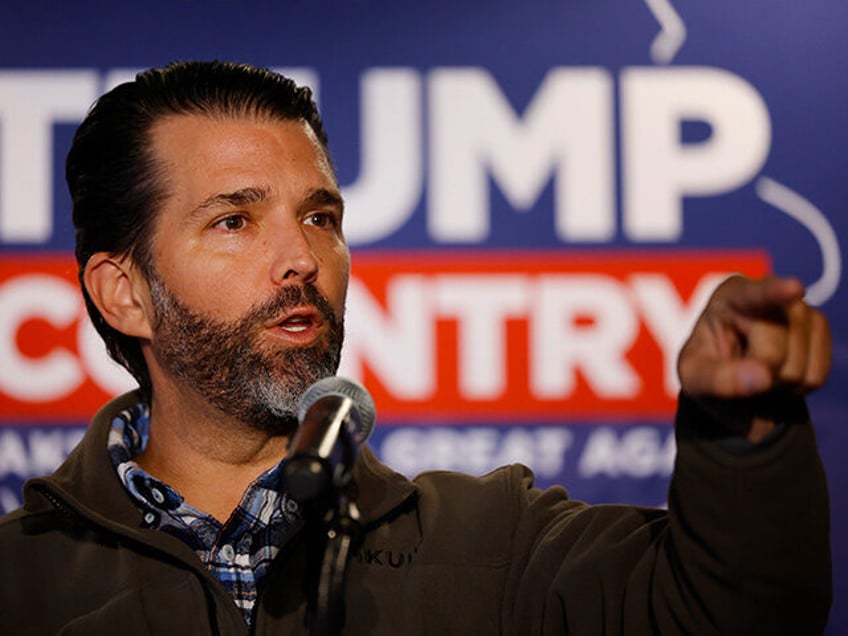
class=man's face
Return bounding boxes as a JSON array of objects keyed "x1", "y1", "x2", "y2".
[{"x1": 141, "y1": 114, "x2": 350, "y2": 433}]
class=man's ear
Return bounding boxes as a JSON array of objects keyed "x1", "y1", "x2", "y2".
[{"x1": 83, "y1": 253, "x2": 153, "y2": 339}]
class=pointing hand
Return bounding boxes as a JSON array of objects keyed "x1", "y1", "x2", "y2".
[{"x1": 677, "y1": 275, "x2": 831, "y2": 441}]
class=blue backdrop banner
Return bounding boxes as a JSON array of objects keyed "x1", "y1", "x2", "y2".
[{"x1": 1, "y1": 1, "x2": 845, "y2": 631}]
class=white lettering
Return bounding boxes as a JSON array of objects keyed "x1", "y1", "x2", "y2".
[
  {"x1": 428, "y1": 67, "x2": 614, "y2": 243},
  {"x1": 578, "y1": 427, "x2": 676, "y2": 478},
  {"x1": 0, "y1": 66, "x2": 775, "y2": 247},
  {"x1": 340, "y1": 271, "x2": 724, "y2": 404},
  {"x1": 380, "y1": 427, "x2": 573, "y2": 478},
  {"x1": 0, "y1": 429, "x2": 84, "y2": 480},
  {"x1": 339, "y1": 276, "x2": 435, "y2": 398},
  {"x1": 531, "y1": 275, "x2": 640, "y2": 399},
  {"x1": 0, "y1": 71, "x2": 98, "y2": 242},
  {"x1": 342, "y1": 69, "x2": 422, "y2": 244},
  {"x1": 433, "y1": 275, "x2": 529, "y2": 398},
  {"x1": 621, "y1": 67, "x2": 771, "y2": 240},
  {"x1": 0, "y1": 275, "x2": 83, "y2": 401},
  {"x1": 630, "y1": 272, "x2": 726, "y2": 395},
  {"x1": 0, "y1": 432, "x2": 28, "y2": 478},
  {"x1": 28, "y1": 429, "x2": 81, "y2": 475}
]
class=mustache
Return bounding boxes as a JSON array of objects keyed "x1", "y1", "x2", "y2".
[{"x1": 246, "y1": 283, "x2": 339, "y2": 328}]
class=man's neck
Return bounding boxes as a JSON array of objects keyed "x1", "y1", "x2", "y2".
[{"x1": 136, "y1": 387, "x2": 289, "y2": 524}]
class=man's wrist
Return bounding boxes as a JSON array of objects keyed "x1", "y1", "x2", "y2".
[{"x1": 676, "y1": 391, "x2": 805, "y2": 454}]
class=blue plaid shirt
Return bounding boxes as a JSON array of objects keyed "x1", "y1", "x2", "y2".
[{"x1": 107, "y1": 402, "x2": 302, "y2": 627}]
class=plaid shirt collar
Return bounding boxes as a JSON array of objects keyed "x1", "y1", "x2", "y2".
[{"x1": 107, "y1": 401, "x2": 301, "y2": 628}]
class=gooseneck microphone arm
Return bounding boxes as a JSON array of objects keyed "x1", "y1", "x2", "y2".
[
  {"x1": 282, "y1": 377, "x2": 376, "y2": 636},
  {"x1": 311, "y1": 493, "x2": 362, "y2": 636}
]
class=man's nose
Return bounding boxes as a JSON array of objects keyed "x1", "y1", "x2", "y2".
[{"x1": 270, "y1": 225, "x2": 319, "y2": 285}]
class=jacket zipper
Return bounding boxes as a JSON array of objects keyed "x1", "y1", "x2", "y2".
[{"x1": 33, "y1": 483, "x2": 73, "y2": 516}]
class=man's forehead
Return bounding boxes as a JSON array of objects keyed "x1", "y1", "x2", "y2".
[
  {"x1": 147, "y1": 113, "x2": 336, "y2": 185},
  {"x1": 145, "y1": 113, "x2": 340, "y2": 223},
  {"x1": 148, "y1": 112, "x2": 317, "y2": 148}
]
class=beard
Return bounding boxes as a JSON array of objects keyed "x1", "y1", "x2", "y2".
[{"x1": 147, "y1": 273, "x2": 344, "y2": 436}]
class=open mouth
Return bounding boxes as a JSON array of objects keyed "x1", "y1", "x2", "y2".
[
  {"x1": 279, "y1": 313, "x2": 315, "y2": 333},
  {"x1": 267, "y1": 306, "x2": 325, "y2": 342}
]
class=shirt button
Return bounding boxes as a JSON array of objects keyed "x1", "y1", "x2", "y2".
[
  {"x1": 150, "y1": 488, "x2": 165, "y2": 504},
  {"x1": 221, "y1": 544, "x2": 236, "y2": 563}
]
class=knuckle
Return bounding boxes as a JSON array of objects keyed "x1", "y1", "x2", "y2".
[
  {"x1": 778, "y1": 359, "x2": 806, "y2": 386},
  {"x1": 753, "y1": 339, "x2": 786, "y2": 368}
]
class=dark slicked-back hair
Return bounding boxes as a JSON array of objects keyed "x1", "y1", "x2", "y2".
[{"x1": 67, "y1": 60, "x2": 328, "y2": 400}]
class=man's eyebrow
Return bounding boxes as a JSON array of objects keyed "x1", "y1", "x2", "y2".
[
  {"x1": 191, "y1": 186, "x2": 271, "y2": 215},
  {"x1": 299, "y1": 188, "x2": 345, "y2": 213}
]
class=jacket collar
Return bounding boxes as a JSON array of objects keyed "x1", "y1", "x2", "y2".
[
  {"x1": 25, "y1": 391, "x2": 418, "y2": 531},
  {"x1": 24, "y1": 391, "x2": 153, "y2": 529}
]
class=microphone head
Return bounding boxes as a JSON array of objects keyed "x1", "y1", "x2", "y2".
[{"x1": 298, "y1": 376, "x2": 376, "y2": 443}]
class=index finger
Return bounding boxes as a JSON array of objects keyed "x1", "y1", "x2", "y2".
[{"x1": 723, "y1": 275, "x2": 805, "y2": 316}]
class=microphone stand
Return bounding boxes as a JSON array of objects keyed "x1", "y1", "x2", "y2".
[
  {"x1": 310, "y1": 486, "x2": 363, "y2": 636},
  {"x1": 284, "y1": 378, "x2": 377, "y2": 635}
]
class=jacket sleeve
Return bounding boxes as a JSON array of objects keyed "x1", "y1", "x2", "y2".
[{"x1": 503, "y1": 394, "x2": 831, "y2": 635}]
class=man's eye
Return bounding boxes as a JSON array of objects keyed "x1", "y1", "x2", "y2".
[
  {"x1": 214, "y1": 215, "x2": 247, "y2": 231},
  {"x1": 306, "y1": 212, "x2": 336, "y2": 228}
]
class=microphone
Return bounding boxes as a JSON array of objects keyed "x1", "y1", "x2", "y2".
[{"x1": 283, "y1": 377, "x2": 376, "y2": 504}]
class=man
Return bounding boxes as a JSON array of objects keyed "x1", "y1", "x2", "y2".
[{"x1": 0, "y1": 61, "x2": 832, "y2": 635}]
